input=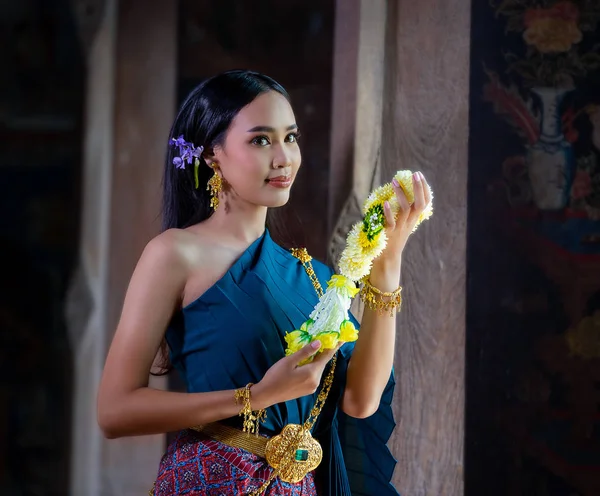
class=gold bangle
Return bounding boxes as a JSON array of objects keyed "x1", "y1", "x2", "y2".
[
  {"x1": 234, "y1": 383, "x2": 267, "y2": 435},
  {"x1": 359, "y1": 279, "x2": 402, "y2": 317}
]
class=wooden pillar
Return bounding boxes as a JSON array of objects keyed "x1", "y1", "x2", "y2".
[
  {"x1": 67, "y1": 1, "x2": 176, "y2": 494},
  {"x1": 329, "y1": 0, "x2": 469, "y2": 494},
  {"x1": 328, "y1": 0, "x2": 387, "y2": 264},
  {"x1": 328, "y1": 0, "x2": 360, "y2": 236},
  {"x1": 382, "y1": 0, "x2": 469, "y2": 494}
]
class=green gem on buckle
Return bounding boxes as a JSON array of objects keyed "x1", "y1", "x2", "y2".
[{"x1": 294, "y1": 449, "x2": 309, "y2": 462}]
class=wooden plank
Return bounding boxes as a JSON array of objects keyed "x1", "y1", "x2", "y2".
[
  {"x1": 381, "y1": 0, "x2": 470, "y2": 494},
  {"x1": 107, "y1": 0, "x2": 176, "y2": 340},
  {"x1": 328, "y1": 0, "x2": 360, "y2": 235},
  {"x1": 102, "y1": 0, "x2": 176, "y2": 493}
]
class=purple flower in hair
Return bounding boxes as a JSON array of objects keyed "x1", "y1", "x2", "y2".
[
  {"x1": 170, "y1": 135, "x2": 205, "y2": 188},
  {"x1": 170, "y1": 135, "x2": 204, "y2": 165},
  {"x1": 172, "y1": 135, "x2": 187, "y2": 149},
  {"x1": 173, "y1": 156, "x2": 185, "y2": 169}
]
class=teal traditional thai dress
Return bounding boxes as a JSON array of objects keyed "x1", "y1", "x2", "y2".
[{"x1": 153, "y1": 230, "x2": 399, "y2": 495}]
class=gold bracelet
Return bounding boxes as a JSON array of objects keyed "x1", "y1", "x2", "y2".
[
  {"x1": 359, "y1": 279, "x2": 402, "y2": 317},
  {"x1": 234, "y1": 383, "x2": 267, "y2": 435}
]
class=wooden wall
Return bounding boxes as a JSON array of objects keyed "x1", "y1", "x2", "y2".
[
  {"x1": 382, "y1": 1, "x2": 470, "y2": 494},
  {"x1": 330, "y1": 1, "x2": 471, "y2": 494}
]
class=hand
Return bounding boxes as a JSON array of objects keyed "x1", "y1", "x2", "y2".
[
  {"x1": 380, "y1": 171, "x2": 432, "y2": 261},
  {"x1": 252, "y1": 340, "x2": 343, "y2": 409}
]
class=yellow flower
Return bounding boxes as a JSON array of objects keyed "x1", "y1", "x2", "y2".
[
  {"x1": 340, "y1": 171, "x2": 434, "y2": 281},
  {"x1": 338, "y1": 252, "x2": 371, "y2": 282},
  {"x1": 524, "y1": 19, "x2": 582, "y2": 54},
  {"x1": 393, "y1": 170, "x2": 434, "y2": 230},
  {"x1": 363, "y1": 171, "x2": 433, "y2": 232},
  {"x1": 394, "y1": 170, "x2": 416, "y2": 202},
  {"x1": 327, "y1": 275, "x2": 359, "y2": 298},
  {"x1": 284, "y1": 329, "x2": 310, "y2": 356},
  {"x1": 565, "y1": 311, "x2": 600, "y2": 360},
  {"x1": 338, "y1": 222, "x2": 387, "y2": 281},
  {"x1": 339, "y1": 320, "x2": 359, "y2": 342},
  {"x1": 315, "y1": 331, "x2": 339, "y2": 349},
  {"x1": 358, "y1": 228, "x2": 384, "y2": 252},
  {"x1": 358, "y1": 228, "x2": 374, "y2": 248},
  {"x1": 363, "y1": 184, "x2": 396, "y2": 215},
  {"x1": 300, "y1": 320, "x2": 313, "y2": 332}
]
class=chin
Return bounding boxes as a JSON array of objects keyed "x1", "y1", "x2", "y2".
[
  {"x1": 262, "y1": 191, "x2": 291, "y2": 208},
  {"x1": 267, "y1": 196, "x2": 291, "y2": 208}
]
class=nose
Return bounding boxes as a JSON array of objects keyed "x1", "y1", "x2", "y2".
[{"x1": 272, "y1": 145, "x2": 293, "y2": 169}]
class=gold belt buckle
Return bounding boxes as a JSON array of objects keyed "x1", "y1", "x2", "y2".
[{"x1": 264, "y1": 424, "x2": 322, "y2": 483}]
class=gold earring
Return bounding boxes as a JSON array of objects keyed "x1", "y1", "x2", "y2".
[{"x1": 207, "y1": 162, "x2": 223, "y2": 211}]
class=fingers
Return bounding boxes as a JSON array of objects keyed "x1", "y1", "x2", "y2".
[
  {"x1": 422, "y1": 175, "x2": 432, "y2": 206},
  {"x1": 290, "y1": 340, "x2": 322, "y2": 366},
  {"x1": 315, "y1": 341, "x2": 343, "y2": 360},
  {"x1": 391, "y1": 178, "x2": 410, "y2": 226},
  {"x1": 383, "y1": 201, "x2": 395, "y2": 230},
  {"x1": 403, "y1": 172, "x2": 426, "y2": 228},
  {"x1": 309, "y1": 341, "x2": 343, "y2": 369},
  {"x1": 412, "y1": 172, "x2": 427, "y2": 212}
]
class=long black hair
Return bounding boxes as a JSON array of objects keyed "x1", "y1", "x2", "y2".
[{"x1": 162, "y1": 70, "x2": 290, "y2": 231}]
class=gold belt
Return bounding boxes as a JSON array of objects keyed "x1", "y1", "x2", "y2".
[
  {"x1": 191, "y1": 422, "x2": 268, "y2": 458},
  {"x1": 191, "y1": 421, "x2": 323, "y2": 489}
]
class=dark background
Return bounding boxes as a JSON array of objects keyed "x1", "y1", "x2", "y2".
[{"x1": 467, "y1": 1, "x2": 600, "y2": 495}]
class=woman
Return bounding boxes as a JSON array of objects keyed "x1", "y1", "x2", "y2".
[{"x1": 97, "y1": 70, "x2": 430, "y2": 495}]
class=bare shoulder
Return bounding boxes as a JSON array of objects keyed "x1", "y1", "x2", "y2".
[
  {"x1": 142, "y1": 228, "x2": 211, "y2": 271},
  {"x1": 142, "y1": 229, "x2": 180, "y2": 262},
  {"x1": 145, "y1": 226, "x2": 229, "y2": 307},
  {"x1": 175, "y1": 224, "x2": 255, "y2": 306},
  {"x1": 116, "y1": 228, "x2": 214, "y2": 321}
]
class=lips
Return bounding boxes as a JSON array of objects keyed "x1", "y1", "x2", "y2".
[{"x1": 266, "y1": 175, "x2": 293, "y2": 188}]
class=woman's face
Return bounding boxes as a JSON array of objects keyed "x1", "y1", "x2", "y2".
[{"x1": 212, "y1": 90, "x2": 301, "y2": 208}]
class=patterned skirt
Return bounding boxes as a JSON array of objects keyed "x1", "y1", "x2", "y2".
[{"x1": 152, "y1": 429, "x2": 317, "y2": 495}]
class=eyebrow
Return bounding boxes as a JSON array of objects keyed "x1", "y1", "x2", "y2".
[{"x1": 246, "y1": 124, "x2": 298, "y2": 133}]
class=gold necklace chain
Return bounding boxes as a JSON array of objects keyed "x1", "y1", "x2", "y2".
[
  {"x1": 289, "y1": 248, "x2": 324, "y2": 298},
  {"x1": 249, "y1": 249, "x2": 337, "y2": 495},
  {"x1": 289, "y1": 247, "x2": 336, "y2": 428},
  {"x1": 289, "y1": 248, "x2": 336, "y2": 432}
]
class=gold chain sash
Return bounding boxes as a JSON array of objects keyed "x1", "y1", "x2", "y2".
[{"x1": 249, "y1": 248, "x2": 336, "y2": 494}]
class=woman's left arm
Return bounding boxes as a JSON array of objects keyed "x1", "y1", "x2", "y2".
[{"x1": 341, "y1": 171, "x2": 432, "y2": 418}]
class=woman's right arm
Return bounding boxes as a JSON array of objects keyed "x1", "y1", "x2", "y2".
[
  {"x1": 98, "y1": 232, "x2": 254, "y2": 438},
  {"x1": 97, "y1": 232, "x2": 333, "y2": 439}
]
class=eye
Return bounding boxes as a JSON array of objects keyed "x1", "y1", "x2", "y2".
[
  {"x1": 251, "y1": 135, "x2": 270, "y2": 146},
  {"x1": 286, "y1": 132, "x2": 301, "y2": 143}
]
